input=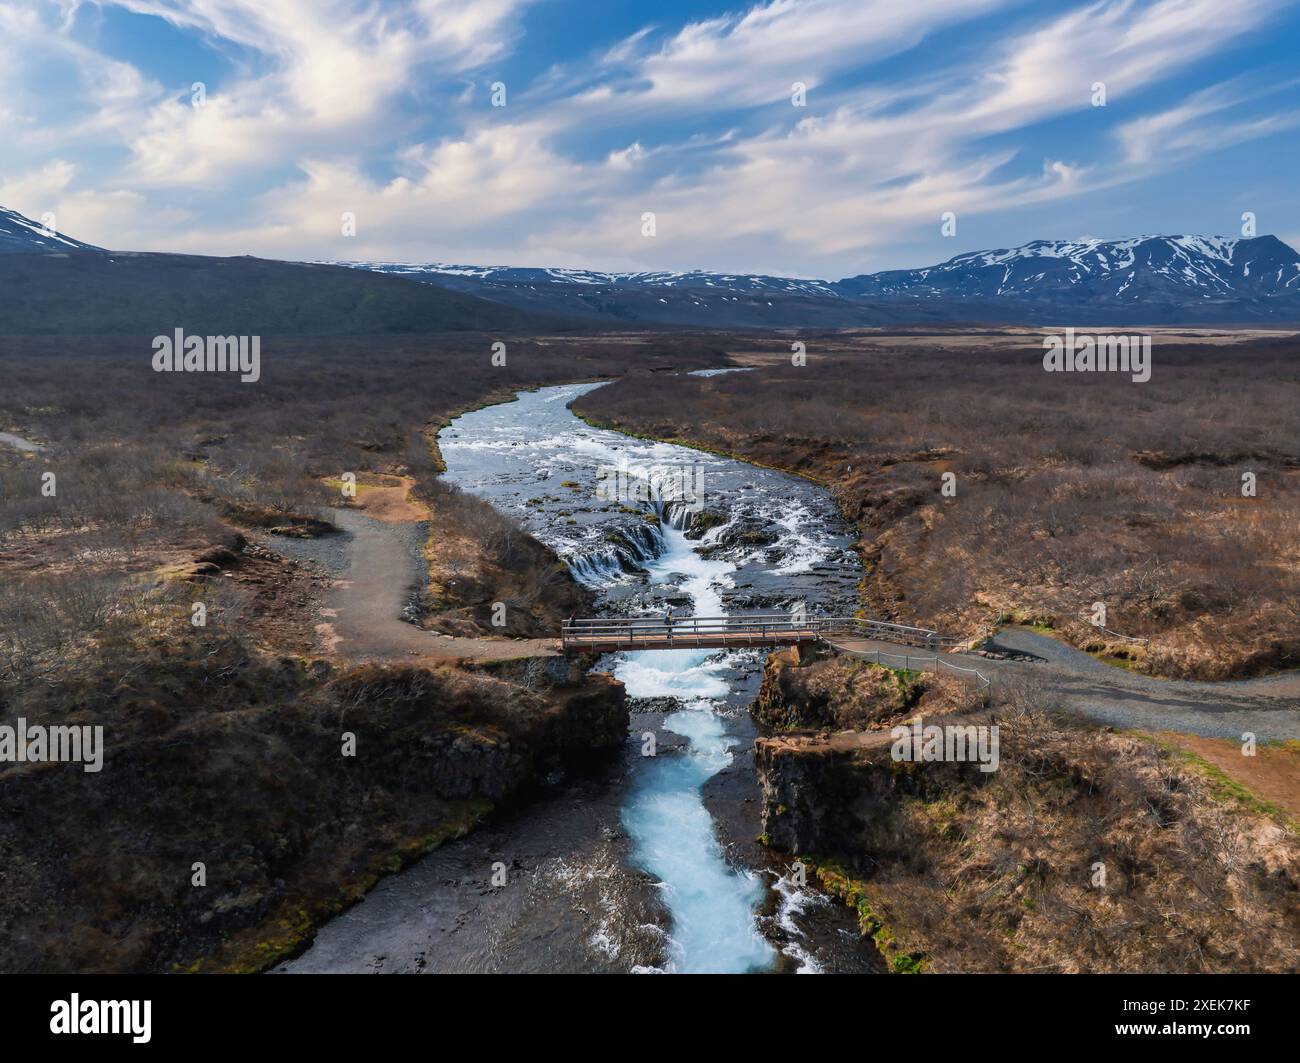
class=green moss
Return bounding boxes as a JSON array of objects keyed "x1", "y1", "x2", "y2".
[
  {"x1": 801, "y1": 855, "x2": 928, "y2": 973},
  {"x1": 183, "y1": 798, "x2": 494, "y2": 974},
  {"x1": 891, "y1": 953, "x2": 925, "y2": 974},
  {"x1": 690, "y1": 510, "x2": 727, "y2": 531},
  {"x1": 1086, "y1": 648, "x2": 1142, "y2": 671}
]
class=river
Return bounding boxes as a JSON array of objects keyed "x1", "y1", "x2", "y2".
[{"x1": 279, "y1": 381, "x2": 880, "y2": 974}]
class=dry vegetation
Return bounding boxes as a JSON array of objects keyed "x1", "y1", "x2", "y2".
[
  {"x1": 575, "y1": 331, "x2": 1300, "y2": 678},
  {"x1": 0, "y1": 333, "x2": 728, "y2": 655},
  {"x1": 418, "y1": 474, "x2": 591, "y2": 637},
  {"x1": 756, "y1": 657, "x2": 1299, "y2": 973},
  {"x1": 0, "y1": 644, "x2": 626, "y2": 973},
  {"x1": 0, "y1": 331, "x2": 717, "y2": 973}
]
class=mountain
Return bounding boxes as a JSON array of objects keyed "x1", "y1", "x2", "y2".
[
  {"x1": 355, "y1": 262, "x2": 842, "y2": 298},
  {"x1": 333, "y1": 235, "x2": 1300, "y2": 327},
  {"x1": 328, "y1": 262, "x2": 865, "y2": 329},
  {"x1": 0, "y1": 203, "x2": 574, "y2": 335},
  {"x1": 0, "y1": 251, "x2": 566, "y2": 336},
  {"x1": 6, "y1": 201, "x2": 1296, "y2": 332},
  {"x1": 835, "y1": 235, "x2": 1300, "y2": 302},
  {"x1": 0, "y1": 206, "x2": 104, "y2": 254}
]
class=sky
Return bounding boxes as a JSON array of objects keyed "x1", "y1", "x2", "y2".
[{"x1": 1, "y1": 0, "x2": 1298, "y2": 277}]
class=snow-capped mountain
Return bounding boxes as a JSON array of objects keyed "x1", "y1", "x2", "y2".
[
  {"x1": 321, "y1": 261, "x2": 859, "y2": 328},
  {"x1": 331, "y1": 235, "x2": 1300, "y2": 326},
  {"x1": 339, "y1": 261, "x2": 842, "y2": 298},
  {"x1": 0, "y1": 206, "x2": 103, "y2": 254},
  {"x1": 3, "y1": 202, "x2": 1297, "y2": 326},
  {"x1": 834, "y1": 235, "x2": 1300, "y2": 302}
]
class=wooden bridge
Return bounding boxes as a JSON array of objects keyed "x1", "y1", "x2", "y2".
[
  {"x1": 560, "y1": 614, "x2": 958, "y2": 654},
  {"x1": 560, "y1": 613, "x2": 990, "y2": 700}
]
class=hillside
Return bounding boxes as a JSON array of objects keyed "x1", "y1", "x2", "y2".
[{"x1": 0, "y1": 251, "x2": 564, "y2": 336}]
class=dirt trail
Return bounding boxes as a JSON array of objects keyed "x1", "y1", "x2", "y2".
[
  {"x1": 1153, "y1": 732, "x2": 1300, "y2": 822},
  {"x1": 829, "y1": 628, "x2": 1300, "y2": 741},
  {"x1": 828, "y1": 628, "x2": 1300, "y2": 823},
  {"x1": 314, "y1": 507, "x2": 557, "y2": 664}
]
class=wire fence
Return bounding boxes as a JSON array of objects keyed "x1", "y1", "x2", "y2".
[
  {"x1": 1076, "y1": 614, "x2": 1150, "y2": 645},
  {"x1": 824, "y1": 640, "x2": 992, "y2": 704}
]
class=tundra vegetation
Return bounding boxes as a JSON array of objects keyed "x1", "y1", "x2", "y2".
[{"x1": 2, "y1": 326, "x2": 1295, "y2": 974}]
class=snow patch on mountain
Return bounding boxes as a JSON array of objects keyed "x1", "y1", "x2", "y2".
[
  {"x1": 322, "y1": 260, "x2": 842, "y2": 299},
  {"x1": 0, "y1": 207, "x2": 104, "y2": 254},
  {"x1": 327, "y1": 235, "x2": 1300, "y2": 310}
]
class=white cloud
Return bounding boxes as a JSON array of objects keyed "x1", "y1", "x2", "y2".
[
  {"x1": 1116, "y1": 79, "x2": 1300, "y2": 165},
  {"x1": 2, "y1": 0, "x2": 1296, "y2": 273},
  {"x1": 570, "y1": 0, "x2": 1013, "y2": 116},
  {"x1": 91, "y1": 0, "x2": 534, "y2": 185}
]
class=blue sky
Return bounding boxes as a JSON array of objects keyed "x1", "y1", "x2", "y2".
[{"x1": 1, "y1": 0, "x2": 1298, "y2": 276}]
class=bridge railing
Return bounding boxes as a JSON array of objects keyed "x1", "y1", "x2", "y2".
[
  {"x1": 561, "y1": 613, "x2": 815, "y2": 648},
  {"x1": 559, "y1": 612, "x2": 987, "y2": 700},
  {"x1": 560, "y1": 614, "x2": 962, "y2": 650},
  {"x1": 816, "y1": 617, "x2": 961, "y2": 649}
]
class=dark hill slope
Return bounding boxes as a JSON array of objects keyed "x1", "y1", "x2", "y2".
[{"x1": 0, "y1": 252, "x2": 565, "y2": 336}]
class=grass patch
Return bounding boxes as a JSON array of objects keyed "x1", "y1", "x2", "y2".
[{"x1": 1131, "y1": 733, "x2": 1297, "y2": 833}]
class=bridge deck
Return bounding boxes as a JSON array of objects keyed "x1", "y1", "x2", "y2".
[
  {"x1": 560, "y1": 614, "x2": 957, "y2": 654},
  {"x1": 559, "y1": 614, "x2": 987, "y2": 699},
  {"x1": 561, "y1": 629, "x2": 824, "y2": 653}
]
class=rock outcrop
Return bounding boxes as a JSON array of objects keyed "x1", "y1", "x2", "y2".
[{"x1": 752, "y1": 643, "x2": 926, "y2": 732}]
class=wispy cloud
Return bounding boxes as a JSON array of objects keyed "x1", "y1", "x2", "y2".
[{"x1": 3, "y1": 0, "x2": 1297, "y2": 272}]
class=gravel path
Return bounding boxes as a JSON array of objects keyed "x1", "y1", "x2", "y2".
[
  {"x1": 273, "y1": 507, "x2": 557, "y2": 663},
  {"x1": 984, "y1": 627, "x2": 1299, "y2": 740},
  {"x1": 830, "y1": 628, "x2": 1299, "y2": 741}
]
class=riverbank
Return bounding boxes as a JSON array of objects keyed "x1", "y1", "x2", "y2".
[{"x1": 0, "y1": 645, "x2": 627, "y2": 973}]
